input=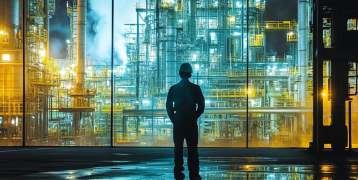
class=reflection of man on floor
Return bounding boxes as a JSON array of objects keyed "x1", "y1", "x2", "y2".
[{"x1": 166, "y1": 63, "x2": 205, "y2": 180}]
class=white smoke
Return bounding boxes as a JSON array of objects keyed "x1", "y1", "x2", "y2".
[{"x1": 87, "y1": 0, "x2": 139, "y2": 65}]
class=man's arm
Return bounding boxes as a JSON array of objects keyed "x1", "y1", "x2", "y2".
[
  {"x1": 166, "y1": 87, "x2": 175, "y2": 122},
  {"x1": 196, "y1": 86, "x2": 205, "y2": 120}
]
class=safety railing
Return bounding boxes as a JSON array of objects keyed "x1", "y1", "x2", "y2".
[
  {"x1": 265, "y1": 21, "x2": 296, "y2": 30},
  {"x1": 250, "y1": 34, "x2": 264, "y2": 46},
  {"x1": 0, "y1": 101, "x2": 23, "y2": 115},
  {"x1": 207, "y1": 89, "x2": 264, "y2": 98},
  {"x1": 117, "y1": 133, "x2": 140, "y2": 143},
  {"x1": 227, "y1": 69, "x2": 289, "y2": 77},
  {"x1": 27, "y1": 28, "x2": 47, "y2": 40},
  {"x1": 287, "y1": 33, "x2": 298, "y2": 42}
]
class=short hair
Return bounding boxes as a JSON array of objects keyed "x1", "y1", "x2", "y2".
[{"x1": 179, "y1": 71, "x2": 192, "y2": 79}]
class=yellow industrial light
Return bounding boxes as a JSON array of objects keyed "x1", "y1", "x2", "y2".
[
  {"x1": 40, "y1": 50, "x2": 46, "y2": 57},
  {"x1": 2, "y1": 54, "x2": 10, "y2": 61},
  {"x1": 0, "y1": 31, "x2": 4, "y2": 35},
  {"x1": 248, "y1": 89, "x2": 252, "y2": 94},
  {"x1": 322, "y1": 93, "x2": 327, "y2": 97}
]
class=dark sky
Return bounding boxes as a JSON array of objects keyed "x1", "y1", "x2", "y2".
[
  {"x1": 49, "y1": 0, "x2": 71, "y2": 59},
  {"x1": 265, "y1": 0, "x2": 298, "y2": 56},
  {"x1": 49, "y1": 0, "x2": 298, "y2": 59}
]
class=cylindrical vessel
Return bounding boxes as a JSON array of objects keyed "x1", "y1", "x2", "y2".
[
  {"x1": 77, "y1": 0, "x2": 87, "y2": 86},
  {"x1": 298, "y1": 0, "x2": 309, "y2": 106},
  {"x1": 166, "y1": 9, "x2": 177, "y2": 89},
  {"x1": 188, "y1": 0, "x2": 197, "y2": 41},
  {"x1": 0, "y1": 0, "x2": 20, "y2": 28}
]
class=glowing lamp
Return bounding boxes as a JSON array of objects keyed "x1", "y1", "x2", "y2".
[
  {"x1": 0, "y1": 31, "x2": 4, "y2": 35},
  {"x1": 322, "y1": 93, "x2": 327, "y2": 97},
  {"x1": 236, "y1": 2, "x2": 242, "y2": 8},
  {"x1": 195, "y1": 64, "x2": 199, "y2": 70},
  {"x1": 2, "y1": 54, "x2": 10, "y2": 61},
  {"x1": 40, "y1": 50, "x2": 46, "y2": 57},
  {"x1": 248, "y1": 89, "x2": 252, "y2": 94}
]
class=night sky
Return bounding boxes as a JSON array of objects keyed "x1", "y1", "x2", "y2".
[
  {"x1": 265, "y1": 0, "x2": 298, "y2": 56},
  {"x1": 49, "y1": 0, "x2": 298, "y2": 59},
  {"x1": 49, "y1": 0, "x2": 71, "y2": 59}
]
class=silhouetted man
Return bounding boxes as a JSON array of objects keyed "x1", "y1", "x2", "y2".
[{"x1": 166, "y1": 63, "x2": 205, "y2": 180}]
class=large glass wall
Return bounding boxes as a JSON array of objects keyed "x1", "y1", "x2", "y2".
[{"x1": 0, "y1": 0, "x2": 320, "y2": 147}]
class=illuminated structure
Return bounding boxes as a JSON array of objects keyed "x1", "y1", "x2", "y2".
[
  {"x1": 123, "y1": 0, "x2": 314, "y2": 147},
  {"x1": 0, "y1": 0, "x2": 24, "y2": 145},
  {"x1": 0, "y1": 0, "x2": 357, "y2": 148}
]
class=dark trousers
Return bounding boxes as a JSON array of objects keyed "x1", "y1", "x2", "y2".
[{"x1": 173, "y1": 123, "x2": 199, "y2": 177}]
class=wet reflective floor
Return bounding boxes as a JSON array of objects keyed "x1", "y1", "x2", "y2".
[{"x1": 0, "y1": 148, "x2": 357, "y2": 179}]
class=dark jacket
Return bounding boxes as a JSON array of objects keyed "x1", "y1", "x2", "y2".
[{"x1": 166, "y1": 79, "x2": 205, "y2": 125}]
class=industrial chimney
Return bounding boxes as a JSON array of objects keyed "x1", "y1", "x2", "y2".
[{"x1": 77, "y1": 0, "x2": 87, "y2": 87}]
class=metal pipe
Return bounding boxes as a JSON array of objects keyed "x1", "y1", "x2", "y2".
[
  {"x1": 156, "y1": 0, "x2": 160, "y2": 87},
  {"x1": 188, "y1": 0, "x2": 197, "y2": 41},
  {"x1": 349, "y1": 100, "x2": 352, "y2": 152},
  {"x1": 123, "y1": 107, "x2": 313, "y2": 116},
  {"x1": 22, "y1": 0, "x2": 26, "y2": 147},
  {"x1": 136, "y1": 11, "x2": 140, "y2": 99},
  {"x1": 111, "y1": 0, "x2": 114, "y2": 147},
  {"x1": 165, "y1": 8, "x2": 177, "y2": 89},
  {"x1": 246, "y1": 0, "x2": 249, "y2": 148},
  {"x1": 268, "y1": 81, "x2": 280, "y2": 131},
  {"x1": 77, "y1": 0, "x2": 87, "y2": 86},
  {"x1": 298, "y1": 0, "x2": 309, "y2": 106}
]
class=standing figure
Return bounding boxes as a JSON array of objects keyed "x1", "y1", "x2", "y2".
[{"x1": 166, "y1": 63, "x2": 205, "y2": 180}]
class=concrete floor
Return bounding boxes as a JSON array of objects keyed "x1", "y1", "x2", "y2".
[{"x1": 0, "y1": 147, "x2": 357, "y2": 179}]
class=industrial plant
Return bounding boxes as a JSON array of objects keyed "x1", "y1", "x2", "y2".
[{"x1": 0, "y1": 0, "x2": 357, "y2": 148}]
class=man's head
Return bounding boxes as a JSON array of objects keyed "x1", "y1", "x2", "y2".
[{"x1": 179, "y1": 63, "x2": 193, "y2": 80}]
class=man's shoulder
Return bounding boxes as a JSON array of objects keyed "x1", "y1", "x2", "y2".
[
  {"x1": 170, "y1": 83, "x2": 179, "y2": 89},
  {"x1": 189, "y1": 82, "x2": 200, "y2": 89},
  {"x1": 170, "y1": 81, "x2": 200, "y2": 89}
]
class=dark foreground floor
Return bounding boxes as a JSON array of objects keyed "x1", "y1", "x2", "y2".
[{"x1": 0, "y1": 147, "x2": 357, "y2": 179}]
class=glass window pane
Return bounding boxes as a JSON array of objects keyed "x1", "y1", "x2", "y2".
[
  {"x1": 115, "y1": 0, "x2": 248, "y2": 147},
  {"x1": 0, "y1": 0, "x2": 24, "y2": 146},
  {"x1": 25, "y1": 0, "x2": 112, "y2": 146},
  {"x1": 248, "y1": 0, "x2": 313, "y2": 147}
]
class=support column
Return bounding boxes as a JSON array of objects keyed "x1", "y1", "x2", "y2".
[
  {"x1": 298, "y1": 0, "x2": 309, "y2": 106},
  {"x1": 188, "y1": 0, "x2": 197, "y2": 42},
  {"x1": 165, "y1": 9, "x2": 177, "y2": 89}
]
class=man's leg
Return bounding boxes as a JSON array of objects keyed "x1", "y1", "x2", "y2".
[
  {"x1": 173, "y1": 125, "x2": 185, "y2": 177},
  {"x1": 186, "y1": 124, "x2": 199, "y2": 178}
]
